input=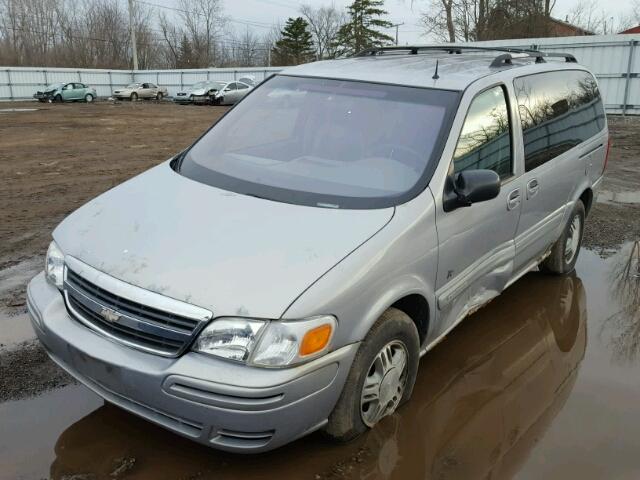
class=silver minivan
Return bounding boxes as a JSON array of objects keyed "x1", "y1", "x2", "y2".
[{"x1": 27, "y1": 46, "x2": 608, "y2": 453}]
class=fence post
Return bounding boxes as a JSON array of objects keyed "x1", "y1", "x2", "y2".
[
  {"x1": 6, "y1": 69, "x2": 13, "y2": 100},
  {"x1": 622, "y1": 40, "x2": 637, "y2": 117},
  {"x1": 43, "y1": 69, "x2": 48, "y2": 86},
  {"x1": 156, "y1": 71, "x2": 159, "y2": 86},
  {"x1": 234, "y1": 70, "x2": 237, "y2": 80},
  {"x1": 78, "y1": 70, "x2": 82, "y2": 84},
  {"x1": 108, "y1": 71, "x2": 113, "y2": 96},
  {"x1": 180, "y1": 71, "x2": 184, "y2": 91}
]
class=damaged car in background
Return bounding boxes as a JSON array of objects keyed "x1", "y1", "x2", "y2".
[
  {"x1": 173, "y1": 81, "x2": 228, "y2": 105},
  {"x1": 33, "y1": 82, "x2": 97, "y2": 103}
]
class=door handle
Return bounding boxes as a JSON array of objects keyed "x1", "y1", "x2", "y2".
[
  {"x1": 507, "y1": 189, "x2": 521, "y2": 211},
  {"x1": 527, "y1": 179, "x2": 539, "y2": 199}
]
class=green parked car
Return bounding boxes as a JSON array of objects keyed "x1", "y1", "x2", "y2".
[{"x1": 33, "y1": 82, "x2": 97, "y2": 103}]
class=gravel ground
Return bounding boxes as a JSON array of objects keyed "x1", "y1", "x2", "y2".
[
  {"x1": 0, "y1": 103, "x2": 638, "y2": 401},
  {"x1": 0, "y1": 340, "x2": 75, "y2": 402}
]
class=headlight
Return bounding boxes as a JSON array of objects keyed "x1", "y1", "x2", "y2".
[
  {"x1": 45, "y1": 240, "x2": 65, "y2": 289},
  {"x1": 193, "y1": 315, "x2": 336, "y2": 367}
]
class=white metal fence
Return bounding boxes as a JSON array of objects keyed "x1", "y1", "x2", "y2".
[
  {"x1": 0, "y1": 66, "x2": 282, "y2": 101},
  {"x1": 1, "y1": 34, "x2": 638, "y2": 114}
]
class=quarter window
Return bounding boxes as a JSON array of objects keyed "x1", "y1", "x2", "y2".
[
  {"x1": 453, "y1": 85, "x2": 512, "y2": 180},
  {"x1": 513, "y1": 70, "x2": 606, "y2": 172}
]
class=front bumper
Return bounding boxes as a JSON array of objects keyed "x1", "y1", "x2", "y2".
[
  {"x1": 27, "y1": 273, "x2": 358, "y2": 453},
  {"x1": 33, "y1": 92, "x2": 54, "y2": 100}
]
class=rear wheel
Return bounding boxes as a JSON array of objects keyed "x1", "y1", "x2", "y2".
[
  {"x1": 540, "y1": 200, "x2": 585, "y2": 275},
  {"x1": 324, "y1": 308, "x2": 419, "y2": 442},
  {"x1": 130, "y1": 92, "x2": 138, "y2": 101}
]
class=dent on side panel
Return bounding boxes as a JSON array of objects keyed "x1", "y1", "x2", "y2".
[{"x1": 281, "y1": 189, "x2": 440, "y2": 350}]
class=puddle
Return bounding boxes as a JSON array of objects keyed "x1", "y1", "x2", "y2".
[
  {"x1": 597, "y1": 190, "x2": 640, "y2": 205},
  {"x1": 0, "y1": 257, "x2": 42, "y2": 348},
  {"x1": 1, "y1": 246, "x2": 640, "y2": 479}
]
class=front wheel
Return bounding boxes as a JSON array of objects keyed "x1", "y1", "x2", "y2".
[
  {"x1": 85, "y1": 93, "x2": 94, "y2": 103},
  {"x1": 540, "y1": 200, "x2": 585, "y2": 275},
  {"x1": 324, "y1": 308, "x2": 419, "y2": 442},
  {"x1": 130, "y1": 92, "x2": 138, "y2": 101},
  {"x1": 156, "y1": 92, "x2": 163, "y2": 101},
  {"x1": 54, "y1": 94, "x2": 62, "y2": 103}
]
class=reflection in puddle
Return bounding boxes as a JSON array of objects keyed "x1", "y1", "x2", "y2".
[
  {"x1": 601, "y1": 241, "x2": 640, "y2": 363},
  {"x1": 2, "y1": 248, "x2": 640, "y2": 479}
]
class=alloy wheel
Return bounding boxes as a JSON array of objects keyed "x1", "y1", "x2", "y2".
[{"x1": 360, "y1": 340, "x2": 408, "y2": 427}]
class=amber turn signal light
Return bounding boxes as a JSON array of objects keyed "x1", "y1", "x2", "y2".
[{"x1": 299, "y1": 324, "x2": 333, "y2": 357}]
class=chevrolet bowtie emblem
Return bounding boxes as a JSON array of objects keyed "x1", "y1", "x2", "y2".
[{"x1": 100, "y1": 307, "x2": 121, "y2": 323}]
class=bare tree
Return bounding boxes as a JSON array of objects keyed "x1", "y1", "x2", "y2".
[
  {"x1": 300, "y1": 3, "x2": 346, "y2": 59},
  {"x1": 567, "y1": 0, "x2": 634, "y2": 35}
]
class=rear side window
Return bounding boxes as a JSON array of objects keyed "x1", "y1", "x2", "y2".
[
  {"x1": 513, "y1": 70, "x2": 606, "y2": 172},
  {"x1": 453, "y1": 85, "x2": 512, "y2": 180}
]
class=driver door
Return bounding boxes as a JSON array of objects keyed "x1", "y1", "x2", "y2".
[
  {"x1": 61, "y1": 83, "x2": 74, "y2": 101},
  {"x1": 434, "y1": 84, "x2": 523, "y2": 337}
]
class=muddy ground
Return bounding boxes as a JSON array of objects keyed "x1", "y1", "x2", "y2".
[{"x1": 0, "y1": 103, "x2": 639, "y2": 479}]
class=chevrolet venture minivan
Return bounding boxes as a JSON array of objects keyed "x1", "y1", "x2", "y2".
[{"x1": 28, "y1": 46, "x2": 608, "y2": 453}]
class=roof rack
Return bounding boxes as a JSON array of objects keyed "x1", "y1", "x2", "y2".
[{"x1": 353, "y1": 45, "x2": 577, "y2": 67}]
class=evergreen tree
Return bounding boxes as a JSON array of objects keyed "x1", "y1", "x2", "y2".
[
  {"x1": 271, "y1": 17, "x2": 316, "y2": 66},
  {"x1": 333, "y1": 0, "x2": 394, "y2": 56},
  {"x1": 177, "y1": 34, "x2": 196, "y2": 68}
]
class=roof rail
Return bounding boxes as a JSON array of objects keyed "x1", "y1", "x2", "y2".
[{"x1": 354, "y1": 45, "x2": 578, "y2": 66}]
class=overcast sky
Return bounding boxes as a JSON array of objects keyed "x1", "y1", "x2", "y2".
[{"x1": 151, "y1": 0, "x2": 637, "y2": 44}]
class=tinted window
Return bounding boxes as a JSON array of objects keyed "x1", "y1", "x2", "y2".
[
  {"x1": 514, "y1": 70, "x2": 605, "y2": 172},
  {"x1": 237, "y1": 82, "x2": 249, "y2": 90},
  {"x1": 149, "y1": 83, "x2": 157, "y2": 88},
  {"x1": 453, "y1": 85, "x2": 512, "y2": 180},
  {"x1": 226, "y1": 83, "x2": 237, "y2": 91},
  {"x1": 178, "y1": 75, "x2": 458, "y2": 209}
]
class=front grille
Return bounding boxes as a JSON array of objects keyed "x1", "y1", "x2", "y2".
[{"x1": 64, "y1": 267, "x2": 204, "y2": 356}]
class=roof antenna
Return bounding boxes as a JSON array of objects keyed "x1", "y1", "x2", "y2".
[{"x1": 432, "y1": 59, "x2": 440, "y2": 80}]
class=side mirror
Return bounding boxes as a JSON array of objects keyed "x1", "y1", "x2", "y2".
[{"x1": 443, "y1": 169, "x2": 501, "y2": 212}]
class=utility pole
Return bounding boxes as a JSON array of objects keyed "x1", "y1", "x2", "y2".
[
  {"x1": 128, "y1": 0, "x2": 139, "y2": 70},
  {"x1": 390, "y1": 22, "x2": 404, "y2": 46}
]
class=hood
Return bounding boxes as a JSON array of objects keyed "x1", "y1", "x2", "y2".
[
  {"x1": 54, "y1": 161, "x2": 394, "y2": 319},
  {"x1": 188, "y1": 89, "x2": 207, "y2": 95}
]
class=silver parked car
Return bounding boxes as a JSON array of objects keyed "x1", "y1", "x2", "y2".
[
  {"x1": 112, "y1": 82, "x2": 168, "y2": 101},
  {"x1": 173, "y1": 81, "x2": 227, "y2": 105},
  {"x1": 28, "y1": 46, "x2": 608, "y2": 453},
  {"x1": 209, "y1": 80, "x2": 253, "y2": 105}
]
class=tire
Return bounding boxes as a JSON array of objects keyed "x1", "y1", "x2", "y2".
[
  {"x1": 540, "y1": 200, "x2": 585, "y2": 275},
  {"x1": 85, "y1": 94, "x2": 94, "y2": 103},
  {"x1": 54, "y1": 94, "x2": 62, "y2": 103},
  {"x1": 130, "y1": 92, "x2": 138, "y2": 101},
  {"x1": 324, "y1": 308, "x2": 420, "y2": 442},
  {"x1": 156, "y1": 92, "x2": 163, "y2": 101}
]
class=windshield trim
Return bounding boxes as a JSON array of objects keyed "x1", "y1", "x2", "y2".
[{"x1": 175, "y1": 74, "x2": 462, "y2": 210}]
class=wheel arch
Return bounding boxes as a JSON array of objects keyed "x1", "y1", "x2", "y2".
[
  {"x1": 579, "y1": 187, "x2": 594, "y2": 217},
  {"x1": 389, "y1": 293, "x2": 430, "y2": 345}
]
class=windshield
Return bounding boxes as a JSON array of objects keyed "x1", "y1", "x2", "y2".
[
  {"x1": 126, "y1": 83, "x2": 140, "y2": 88},
  {"x1": 178, "y1": 75, "x2": 458, "y2": 209},
  {"x1": 45, "y1": 83, "x2": 63, "y2": 91}
]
